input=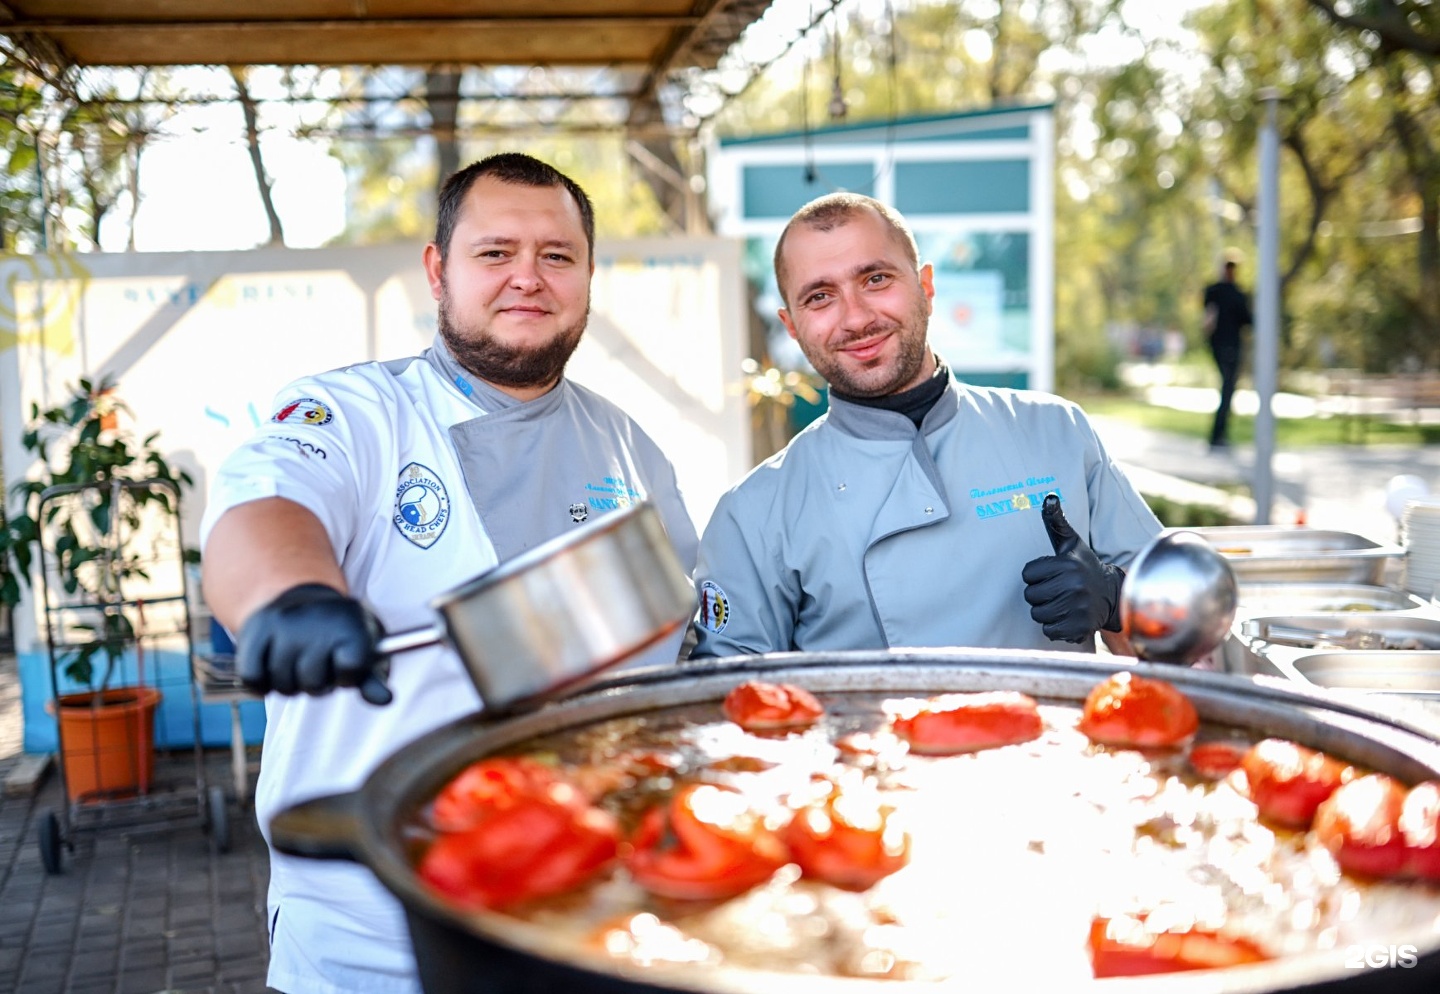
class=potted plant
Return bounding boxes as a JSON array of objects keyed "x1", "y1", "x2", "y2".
[{"x1": 0, "y1": 377, "x2": 194, "y2": 801}]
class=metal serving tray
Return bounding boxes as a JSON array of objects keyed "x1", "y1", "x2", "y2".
[
  {"x1": 1236, "y1": 581, "x2": 1430, "y2": 616},
  {"x1": 1290, "y1": 650, "x2": 1440, "y2": 697},
  {"x1": 1183, "y1": 525, "x2": 1404, "y2": 584},
  {"x1": 1224, "y1": 611, "x2": 1440, "y2": 679},
  {"x1": 1239, "y1": 612, "x2": 1440, "y2": 651}
]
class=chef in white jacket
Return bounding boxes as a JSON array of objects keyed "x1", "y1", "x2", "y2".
[
  {"x1": 691, "y1": 192, "x2": 1158, "y2": 659},
  {"x1": 201, "y1": 153, "x2": 697, "y2": 994}
]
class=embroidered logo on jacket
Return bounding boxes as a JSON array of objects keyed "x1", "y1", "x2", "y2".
[
  {"x1": 969, "y1": 475, "x2": 1060, "y2": 520},
  {"x1": 696, "y1": 580, "x2": 730, "y2": 635},
  {"x1": 393, "y1": 463, "x2": 451, "y2": 549},
  {"x1": 270, "y1": 397, "x2": 334, "y2": 427},
  {"x1": 569, "y1": 503, "x2": 589, "y2": 523}
]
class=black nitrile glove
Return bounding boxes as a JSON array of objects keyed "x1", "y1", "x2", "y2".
[
  {"x1": 1020, "y1": 494, "x2": 1125, "y2": 644},
  {"x1": 236, "y1": 583, "x2": 392, "y2": 705}
]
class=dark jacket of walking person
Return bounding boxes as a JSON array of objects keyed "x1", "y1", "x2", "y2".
[{"x1": 1202, "y1": 258, "x2": 1253, "y2": 450}]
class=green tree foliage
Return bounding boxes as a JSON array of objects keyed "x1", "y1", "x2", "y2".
[
  {"x1": 710, "y1": 0, "x2": 1438, "y2": 388},
  {"x1": 325, "y1": 67, "x2": 675, "y2": 245},
  {"x1": 0, "y1": 57, "x2": 171, "y2": 252}
]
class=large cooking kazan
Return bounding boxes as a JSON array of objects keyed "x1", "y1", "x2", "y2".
[{"x1": 271, "y1": 651, "x2": 1440, "y2": 993}]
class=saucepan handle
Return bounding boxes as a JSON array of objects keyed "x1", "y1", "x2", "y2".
[
  {"x1": 375, "y1": 625, "x2": 446, "y2": 658},
  {"x1": 270, "y1": 791, "x2": 367, "y2": 862}
]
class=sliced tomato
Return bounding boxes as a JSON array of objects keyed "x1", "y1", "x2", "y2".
[
  {"x1": 1313, "y1": 774, "x2": 1410, "y2": 879},
  {"x1": 1400, "y1": 780, "x2": 1440, "y2": 881},
  {"x1": 783, "y1": 784, "x2": 909, "y2": 891},
  {"x1": 1236, "y1": 738, "x2": 1352, "y2": 829},
  {"x1": 722, "y1": 680, "x2": 825, "y2": 731},
  {"x1": 890, "y1": 691, "x2": 1044, "y2": 755},
  {"x1": 626, "y1": 784, "x2": 789, "y2": 901},
  {"x1": 1077, "y1": 672, "x2": 1199, "y2": 749},
  {"x1": 429, "y1": 756, "x2": 562, "y2": 832},
  {"x1": 418, "y1": 783, "x2": 620, "y2": 910},
  {"x1": 1188, "y1": 741, "x2": 1249, "y2": 780},
  {"x1": 1088, "y1": 915, "x2": 1271, "y2": 977}
]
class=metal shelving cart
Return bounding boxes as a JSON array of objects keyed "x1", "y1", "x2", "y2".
[{"x1": 34, "y1": 478, "x2": 228, "y2": 874}]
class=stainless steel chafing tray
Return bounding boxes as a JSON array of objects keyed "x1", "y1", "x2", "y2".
[
  {"x1": 1239, "y1": 612, "x2": 1440, "y2": 652},
  {"x1": 1290, "y1": 650, "x2": 1440, "y2": 697},
  {"x1": 1236, "y1": 581, "x2": 1430, "y2": 616},
  {"x1": 1183, "y1": 525, "x2": 1404, "y2": 584}
]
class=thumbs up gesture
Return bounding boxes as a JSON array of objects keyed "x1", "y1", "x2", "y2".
[{"x1": 1020, "y1": 494, "x2": 1124, "y2": 644}]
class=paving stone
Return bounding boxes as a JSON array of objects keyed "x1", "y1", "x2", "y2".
[
  {"x1": 10, "y1": 972, "x2": 67, "y2": 994},
  {"x1": 70, "y1": 948, "x2": 119, "y2": 979},
  {"x1": 64, "y1": 973, "x2": 113, "y2": 991},
  {"x1": 122, "y1": 945, "x2": 167, "y2": 971},
  {"x1": 0, "y1": 740, "x2": 272, "y2": 992},
  {"x1": 118, "y1": 966, "x2": 169, "y2": 994},
  {"x1": 170, "y1": 959, "x2": 219, "y2": 984},
  {"x1": 123, "y1": 897, "x2": 167, "y2": 919},
  {"x1": 167, "y1": 933, "x2": 215, "y2": 959},
  {"x1": 25, "y1": 923, "x2": 74, "y2": 951},
  {"x1": 15, "y1": 954, "x2": 67, "y2": 983}
]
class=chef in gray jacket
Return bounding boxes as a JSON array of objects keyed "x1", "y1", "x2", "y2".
[{"x1": 691, "y1": 192, "x2": 1160, "y2": 658}]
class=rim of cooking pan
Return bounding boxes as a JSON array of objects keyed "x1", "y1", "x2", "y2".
[
  {"x1": 358, "y1": 649, "x2": 1440, "y2": 993},
  {"x1": 429, "y1": 500, "x2": 665, "y2": 611}
]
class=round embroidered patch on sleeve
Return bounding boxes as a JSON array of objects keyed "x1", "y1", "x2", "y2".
[
  {"x1": 696, "y1": 580, "x2": 730, "y2": 634},
  {"x1": 270, "y1": 397, "x2": 334, "y2": 426}
]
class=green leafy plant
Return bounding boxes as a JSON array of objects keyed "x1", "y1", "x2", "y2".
[{"x1": 0, "y1": 377, "x2": 193, "y2": 695}]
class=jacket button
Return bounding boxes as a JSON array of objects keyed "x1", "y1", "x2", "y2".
[
  {"x1": 924, "y1": 506, "x2": 934, "y2": 514},
  {"x1": 837, "y1": 483, "x2": 847, "y2": 491}
]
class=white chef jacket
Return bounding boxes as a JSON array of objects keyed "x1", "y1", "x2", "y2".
[
  {"x1": 691, "y1": 375, "x2": 1161, "y2": 657},
  {"x1": 199, "y1": 340, "x2": 697, "y2": 994}
]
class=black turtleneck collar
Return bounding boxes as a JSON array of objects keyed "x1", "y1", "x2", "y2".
[{"x1": 829, "y1": 356, "x2": 949, "y2": 428}]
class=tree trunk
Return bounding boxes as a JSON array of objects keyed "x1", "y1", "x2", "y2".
[
  {"x1": 230, "y1": 67, "x2": 285, "y2": 247},
  {"x1": 125, "y1": 136, "x2": 143, "y2": 252},
  {"x1": 426, "y1": 70, "x2": 462, "y2": 197}
]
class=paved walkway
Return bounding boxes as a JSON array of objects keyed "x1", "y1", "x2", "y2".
[
  {"x1": 0, "y1": 651, "x2": 275, "y2": 994},
  {"x1": 1091, "y1": 411, "x2": 1440, "y2": 548}
]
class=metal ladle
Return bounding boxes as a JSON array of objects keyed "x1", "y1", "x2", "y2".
[{"x1": 1119, "y1": 529, "x2": 1239, "y2": 665}]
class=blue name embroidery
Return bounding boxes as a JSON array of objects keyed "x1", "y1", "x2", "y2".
[
  {"x1": 584, "y1": 476, "x2": 644, "y2": 512},
  {"x1": 974, "y1": 488, "x2": 1062, "y2": 520}
]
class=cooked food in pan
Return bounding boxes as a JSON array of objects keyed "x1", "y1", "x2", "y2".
[{"x1": 406, "y1": 674, "x2": 1440, "y2": 982}]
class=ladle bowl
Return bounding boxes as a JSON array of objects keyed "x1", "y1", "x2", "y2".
[{"x1": 1120, "y1": 529, "x2": 1238, "y2": 665}]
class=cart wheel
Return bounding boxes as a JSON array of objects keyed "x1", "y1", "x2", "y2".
[
  {"x1": 208, "y1": 785, "x2": 231, "y2": 854},
  {"x1": 38, "y1": 810, "x2": 63, "y2": 875}
]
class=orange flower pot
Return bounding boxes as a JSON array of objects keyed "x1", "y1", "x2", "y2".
[{"x1": 49, "y1": 686, "x2": 163, "y2": 803}]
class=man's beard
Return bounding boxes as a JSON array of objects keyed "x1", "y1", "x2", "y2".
[
  {"x1": 437, "y1": 281, "x2": 588, "y2": 392},
  {"x1": 802, "y1": 293, "x2": 932, "y2": 398}
]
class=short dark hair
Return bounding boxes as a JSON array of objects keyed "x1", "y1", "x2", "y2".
[
  {"x1": 773, "y1": 192, "x2": 919, "y2": 307},
  {"x1": 433, "y1": 153, "x2": 596, "y2": 264}
]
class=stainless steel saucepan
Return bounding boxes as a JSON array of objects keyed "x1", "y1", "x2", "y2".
[{"x1": 376, "y1": 501, "x2": 695, "y2": 713}]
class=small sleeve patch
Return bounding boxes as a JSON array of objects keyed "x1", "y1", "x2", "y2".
[
  {"x1": 270, "y1": 397, "x2": 334, "y2": 427},
  {"x1": 696, "y1": 580, "x2": 730, "y2": 634}
]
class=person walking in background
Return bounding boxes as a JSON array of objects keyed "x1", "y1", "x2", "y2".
[{"x1": 1202, "y1": 253, "x2": 1253, "y2": 451}]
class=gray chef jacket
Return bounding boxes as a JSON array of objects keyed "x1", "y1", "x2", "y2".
[{"x1": 691, "y1": 374, "x2": 1161, "y2": 656}]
